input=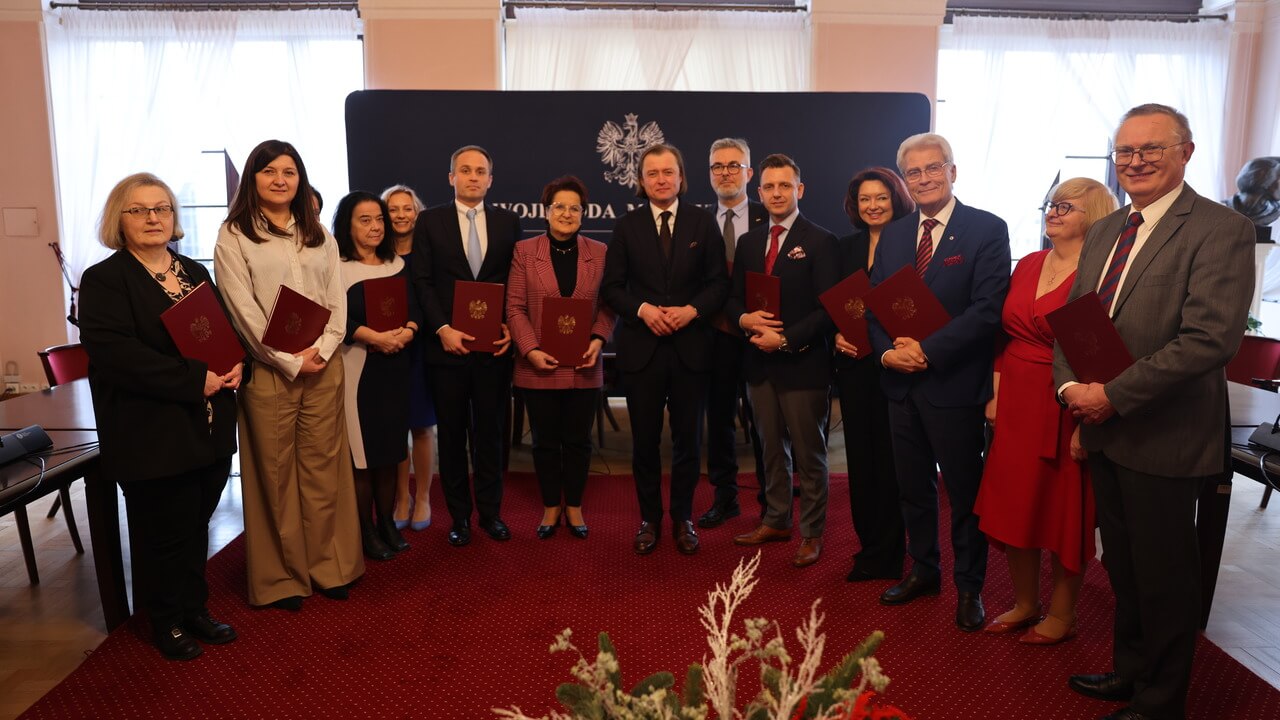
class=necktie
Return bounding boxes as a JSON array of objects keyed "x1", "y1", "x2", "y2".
[
  {"x1": 466, "y1": 207, "x2": 482, "y2": 279},
  {"x1": 1097, "y1": 211, "x2": 1145, "y2": 314},
  {"x1": 659, "y1": 210, "x2": 673, "y2": 262},
  {"x1": 722, "y1": 209, "x2": 736, "y2": 264},
  {"x1": 916, "y1": 218, "x2": 939, "y2": 277},
  {"x1": 764, "y1": 224, "x2": 785, "y2": 275}
]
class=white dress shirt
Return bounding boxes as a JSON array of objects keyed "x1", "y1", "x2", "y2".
[
  {"x1": 917, "y1": 196, "x2": 957, "y2": 255},
  {"x1": 1097, "y1": 182, "x2": 1184, "y2": 316}
]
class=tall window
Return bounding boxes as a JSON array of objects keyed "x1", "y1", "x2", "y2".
[
  {"x1": 937, "y1": 15, "x2": 1231, "y2": 259},
  {"x1": 44, "y1": 8, "x2": 363, "y2": 308}
]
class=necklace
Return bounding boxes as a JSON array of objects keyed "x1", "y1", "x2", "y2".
[
  {"x1": 1044, "y1": 253, "x2": 1077, "y2": 286},
  {"x1": 134, "y1": 251, "x2": 176, "y2": 282},
  {"x1": 551, "y1": 242, "x2": 577, "y2": 255}
]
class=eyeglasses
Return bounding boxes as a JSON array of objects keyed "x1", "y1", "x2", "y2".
[
  {"x1": 903, "y1": 162, "x2": 950, "y2": 182},
  {"x1": 121, "y1": 205, "x2": 174, "y2": 219},
  {"x1": 549, "y1": 203, "x2": 584, "y2": 216},
  {"x1": 1042, "y1": 201, "x2": 1081, "y2": 217},
  {"x1": 710, "y1": 162, "x2": 747, "y2": 176},
  {"x1": 1111, "y1": 142, "x2": 1188, "y2": 165}
]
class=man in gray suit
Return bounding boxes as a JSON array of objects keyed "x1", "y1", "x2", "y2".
[{"x1": 1054, "y1": 104, "x2": 1255, "y2": 720}]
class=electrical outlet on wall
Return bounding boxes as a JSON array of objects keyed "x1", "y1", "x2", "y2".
[
  {"x1": 4, "y1": 382, "x2": 18, "y2": 394},
  {"x1": 19, "y1": 383, "x2": 39, "y2": 393}
]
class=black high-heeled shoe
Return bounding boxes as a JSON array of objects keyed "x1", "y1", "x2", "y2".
[
  {"x1": 536, "y1": 511, "x2": 562, "y2": 540},
  {"x1": 379, "y1": 519, "x2": 410, "y2": 553},
  {"x1": 568, "y1": 521, "x2": 589, "y2": 540}
]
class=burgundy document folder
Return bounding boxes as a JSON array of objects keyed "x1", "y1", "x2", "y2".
[
  {"x1": 539, "y1": 296, "x2": 594, "y2": 364},
  {"x1": 362, "y1": 275, "x2": 408, "y2": 332},
  {"x1": 452, "y1": 281, "x2": 505, "y2": 352},
  {"x1": 262, "y1": 284, "x2": 331, "y2": 354},
  {"x1": 1045, "y1": 291, "x2": 1134, "y2": 384},
  {"x1": 863, "y1": 266, "x2": 951, "y2": 341},
  {"x1": 160, "y1": 281, "x2": 244, "y2": 376},
  {"x1": 746, "y1": 271, "x2": 781, "y2": 315},
  {"x1": 819, "y1": 269, "x2": 871, "y2": 357}
]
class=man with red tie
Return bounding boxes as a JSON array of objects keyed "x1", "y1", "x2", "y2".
[
  {"x1": 725, "y1": 153, "x2": 841, "y2": 567},
  {"x1": 869, "y1": 133, "x2": 1010, "y2": 631},
  {"x1": 600, "y1": 143, "x2": 729, "y2": 555}
]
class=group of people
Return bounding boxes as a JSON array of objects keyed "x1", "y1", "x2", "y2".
[{"x1": 76, "y1": 102, "x2": 1254, "y2": 720}]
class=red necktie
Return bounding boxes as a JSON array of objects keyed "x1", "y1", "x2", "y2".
[
  {"x1": 916, "y1": 218, "x2": 938, "y2": 277},
  {"x1": 1097, "y1": 211, "x2": 1145, "y2": 313},
  {"x1": 764, "y1": 224, "x2": 784, "y2": 275}
]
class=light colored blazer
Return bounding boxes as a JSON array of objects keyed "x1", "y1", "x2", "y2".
[
  {"x1": 1052, "y1": 185, "x2": 1255, "y2": 477},
  {"x1": 507, "y1": 233, "x2": 617, "y2": 390}
]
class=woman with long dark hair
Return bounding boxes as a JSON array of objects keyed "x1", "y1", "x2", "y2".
[{"x1": 214, "y1": 140, "x2": 364, "y2": 611}]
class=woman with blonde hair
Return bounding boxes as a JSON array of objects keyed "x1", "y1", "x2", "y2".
[{"x1": 975, "y1": 177, "x2": 1118, "y2": 644}]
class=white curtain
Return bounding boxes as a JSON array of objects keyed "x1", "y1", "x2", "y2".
[
  {"x1": 938, "y1": 15, "x2": 1231, "y2": 260},
  {"x1": 44, "y1": 8, "x2": 362, "y2": 329},
  {"x1": 504, "y1": 8, "x2": 810, "y2": 91}
]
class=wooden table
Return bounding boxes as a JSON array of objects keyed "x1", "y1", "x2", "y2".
[{"x1": 0, "y1": 380, "x2": 130, "y2": 630}]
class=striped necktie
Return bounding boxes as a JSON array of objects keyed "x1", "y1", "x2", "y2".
[
  {"x1": 916, "y1": 218, "x2": 939, "y2": 277},
  {"x1": 1097, "y1": 211, "x2": 1145, "y2": 313}
]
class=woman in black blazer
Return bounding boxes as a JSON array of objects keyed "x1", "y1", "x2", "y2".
[
  {"x1": 834, "y1": 167, "x2": 915, "y2": 583},
  {"x1": 78, "y1": 172, "x2": 244, "y2": 661}
]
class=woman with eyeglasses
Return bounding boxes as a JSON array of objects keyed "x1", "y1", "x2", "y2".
[
  {"x1": 214, "y1": 140, "x2": 364, "y2": 611},
  {"x1": 974, "y1": 177, "x2": 1117, "y2": 644},
  {"x1": 78, "y1": 173, "x2": 245, "y2": 660},
  {"x1": 381, "y1": 184, "x2": 438, "y2": 533},
  {"x1": 506, "y1": 176, "x2": 617, "y2": 539},
  {"x1": 334, "y1": 191, "x2": 421, "y2": 560},
  {"x1": 833, "y1": 167, "x2": 916, "y2": 583}
]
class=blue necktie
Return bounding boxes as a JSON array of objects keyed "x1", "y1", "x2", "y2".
[{"x1": 466, "y1": 208, "x2": 482, "y2": 279}]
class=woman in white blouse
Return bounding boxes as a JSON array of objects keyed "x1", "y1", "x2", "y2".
[{"x1": 214, "y1": 140, "x2": 364, "y2": 611}]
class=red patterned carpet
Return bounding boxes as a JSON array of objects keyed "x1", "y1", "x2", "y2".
[{"x1": 19, "y1": 472, "x2": 1280, "y2": 719}]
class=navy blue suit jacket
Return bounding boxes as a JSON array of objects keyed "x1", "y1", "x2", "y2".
[{"x1": 868, "y1": 199, "x2": 1010, "y2": 407}]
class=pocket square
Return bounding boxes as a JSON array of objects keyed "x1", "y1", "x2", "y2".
[
  {"x1": 943, "y1": 254, "x2": 963, "y2": 266},
  {"x1": 787, "y1": 246, "x2": 807, "y2": 260},
  {"x1": 688, "y1": 241, "x2": 699, "y2": 248}
]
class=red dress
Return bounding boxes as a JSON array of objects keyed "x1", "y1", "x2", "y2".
[{"x1": 974, "y1": 250, "x2": 1096, "y2": 574}]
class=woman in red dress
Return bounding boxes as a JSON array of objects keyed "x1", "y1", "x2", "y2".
[{"x1": 975, "y1": 177, "x2": 1117, "y2": 644}]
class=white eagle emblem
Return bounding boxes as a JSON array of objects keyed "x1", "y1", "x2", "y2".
[{"x1": 596, "y1": 113, "x2": 666, "y2": 188}]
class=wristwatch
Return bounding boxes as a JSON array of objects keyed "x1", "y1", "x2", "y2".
[{"x1": 777, "y1": 334, "x2": 790, "y2": 352}]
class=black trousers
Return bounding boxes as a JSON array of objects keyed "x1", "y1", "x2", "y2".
[
  {"x1": 1090, "y1": 453, "x2": 1203, "y2": 720},
  {"x1": 624, "y1": 341, "x2": 708, "y2": 524},
  {"x1": 705, "y1": 329, "x2": 764, "y2": 507},
  {"x1": 430, "y1": 358, "x2": 511, "y2": 524},
  {"x1": 119, "y1": 457, "x2": 231, "y2": 633},
  {"x1": 886, "y1": 387, "x2": 987, "y2": 593},
  {"x1": 522, "y1": 387, "x2": 598, "y2": 507},
  {"x1": 836, "y1": 360, "x2": 905, "y2": 576}
]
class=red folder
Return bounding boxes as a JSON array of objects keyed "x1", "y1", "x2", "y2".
[
  {"x1": 1045, "y1": 291, "x2": 1134, "y2": 384},
  {"x1": 863, "y1": 266, "x2": 951, "y2": 341},
  {"x1": 452, "y1": 280, "x2": 505, "y2": 352},
  {"x1": 262, "y1": 284, "x2": 332, "y2": 354},
  {"x1": 362, "y1": 275, "x2": 408, "y2": 332},
  {"x1": 746, "y1": 271, "x2": 781, "y2": 316},
  {"x1": 819, "y1": 269, "x2": 872, "y2": 357},
  {"x1": 539, "y1": 296, "x2": 594, "y2": 364},
  {"x1": 160, "y1": 282, "x2": 244, "y2": 376}
]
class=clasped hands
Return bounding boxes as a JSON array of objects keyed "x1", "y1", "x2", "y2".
[
  {"x1": 638, "y1": 303, "x2": 698, "y2": 336},
  {"x1": 526, "y1": 337, "x2": 605, "y2": 372},
  {"x1": 882, "y1": 337, "x2": 928, "y2": 373},
  {"x1": 439, "y1": 323, "x2": 513, "y2": 357},
  {"x1": 365, "y1": 326, "x2": 416, "y2": 355},
  {"x1": 1061, "y1": 382, "x2": 1115, "y2": 425},
  {"x1": 740, "y1": 310, "x2": 787, "y2": 353},
  {"x1": 203, "y1": 362, "x2": 244, "y2": 397}
]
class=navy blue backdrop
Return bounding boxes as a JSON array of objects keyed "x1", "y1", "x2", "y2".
[{"x1": 344, "y1": 90, "x2": 931, "y2": 240}]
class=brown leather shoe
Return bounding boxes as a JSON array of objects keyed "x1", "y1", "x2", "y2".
[
  {"x1": 633, "y1": 521, "x2": 659, "y2": 555},
  {"x1": 673, "y1": 521, "x2": 700, "y2": 555},
  {"x1": 733, "y1": 524, "x2": 791, "y2": 546},
  {"x1": 793, "y1": 537, "x2": 822, "y2": 567}
]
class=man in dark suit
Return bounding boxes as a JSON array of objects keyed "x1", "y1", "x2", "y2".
[
  {"x1": 726, "y1": 153, "x2": 841, "y2": 568},
  {"x1": 699, "y1": 137, "x2": 768, "y2": 529},
  {"x1": 600, "y1": 142, "x2": 730, "y2": 555},
  {"x1": 1056, "y1": 104, "x2": 1255, "y2": 720},
  {"x1": 869, "y1": 133, "x2": 1010, "y2": 631},
  {"x1": 411, "y1": 145, "x2": 521, "y2": 547}
]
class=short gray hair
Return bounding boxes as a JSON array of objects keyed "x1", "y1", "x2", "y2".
[
  {"x1": 896, "y1": 133, "x2": 954, "y2": 173},
  {"x1": 98, "y1": 172, "x2": 184, "y2": 250},
  {"x1": 709, "y1": 137, "x2": 751, "y2": 166},
  {"x1": 1117, "y1": 103, "x2": 1193, "y2": 144},
  {"x1": 381, "y1": 184, "x2": 426, "y2": 212}
]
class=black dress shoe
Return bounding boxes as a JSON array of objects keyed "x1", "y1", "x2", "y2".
[
  {"x1": 955, "y1": 591, "x2": 985, "y2": 632},
  {"x1": 480, "y1": 517, "x2": 512, "y2": 541},
  {"x1": 1100, "y1": 709, "x2": 1153, "y2": 720},
  {"x1": 379, "y1": 521, "x2": 410, "y2": 552},
  {"x1": 673, "y1": 520, "x2": 700, "y2": 555},
  {"x1": 1068, "y1": 672, "x2": 1134, "y2": 702},
  {"x1": 184, "y1": 614, "x2": 237, "y2": 644},
  {"x1": 536, "y1": 514, "x2": 560, "y2": 540},
  {"x1": 879, "y1": 572, "x2": 941, "y2": 605},
  {"x1": 448, "y1": 520, "x2": 471, "y2": 547},
  {"x1": 268, "y1": 595, "x2": 304, "y2": 612},
  {"x1": 633, "y1": 521, "x2": 659, "y2": 555},
  {"x1": 362, "y1": 528, "x2": 395, "y2": 560},
  {"x1": 318, "y1": 583, "x2": 350, "y2": 600},
  {"x1": 697, "y1": 502, "x2": 741, "y2": 529},
  {"x1": 155, "y1": 624, "x2": 203, "y2": 660},
  {"x1": 568, "y1": 522, "x2": 588, "y2": 539}
]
